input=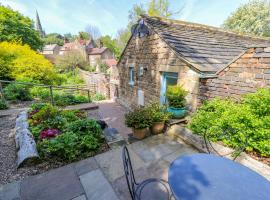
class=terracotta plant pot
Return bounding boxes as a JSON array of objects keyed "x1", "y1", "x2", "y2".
[
  {"x1": 150, "y1": 122, "x2": 165, "y2": 135},
  {"x1": 133, "y1": 128, "x2": 148, "y2": 139}
]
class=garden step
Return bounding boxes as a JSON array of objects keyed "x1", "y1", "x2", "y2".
[{"x1": 64, "y1": 103, "x2": 98, "y2": 111}]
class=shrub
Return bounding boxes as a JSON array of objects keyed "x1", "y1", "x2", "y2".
[
  {"x1": 146, "y1": 102, "x2": 171, "y2": 123},
  {"x1": 189, "y1": 89, "x2": 270, "y2": 157},
  {"x1": 28, "y1": 103, "x2": 104, "y2": 162},
  {"x1": 0, "y1": 98, "x2": 8, "y2": 110},
  {"x1": 125, "y1": 107, "x2": 152, "y2": 129},
  {"x1": 37, "y1": 119, "x2": 104, "y2": 161},
  {"x1": 0, "y1": 42, "x2": 60, "y2": 84},
  {"x1": 92, "y1": 93, "x2": 106, "y2": 101},
  {"x1": 166, "y1": 85, "x2": 188, "y2": 108},
  {"x1": 3, "y1": 83, "x2": 32, "y2": 101}
]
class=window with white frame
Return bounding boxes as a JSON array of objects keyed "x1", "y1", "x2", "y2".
[{"x1": 129, "y1": 67, "x2": 135, "y2": 86}]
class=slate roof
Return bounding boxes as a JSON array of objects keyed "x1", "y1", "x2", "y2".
[
  {"x1": 142, "y1": 15, "x2": 270, "y2": 73},
  {"x1": 43, "y1": 44, "x2": 58, "y2": 51},
  {"x1": 87, "y1": 47, "x2": 107, "y2": 55}
]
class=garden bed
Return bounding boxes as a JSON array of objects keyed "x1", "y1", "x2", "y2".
[{"x1": 0, "y1": 105, "x2": 109, "y2": 185}]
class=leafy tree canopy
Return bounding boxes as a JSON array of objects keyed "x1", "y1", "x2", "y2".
[
  {"x1": 100, "y1": 35, "x2": 121, "y2": 59},
  {"x1": 78, "y1": 31, "x2": 90, "y2": 40},
  {"x1": 0, "y1": 5, "x2": 43, "y2": 50},
  {"x1": 43, "y1": 33, "x2": 64, "y2": 46},
  {"x1": 223, "y1": 0, "x2": 270, "y2": 37},
  {"x1": 0, "y1": 42, "x2": 60, "y2": 84}
]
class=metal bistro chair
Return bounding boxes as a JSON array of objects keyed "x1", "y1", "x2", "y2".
[
  {"x1": 122, "y1": 146, "x2": 173, "y2": 200},
  {"x1": 203, "y1": 127, "x2": 249, "y2": 160}
]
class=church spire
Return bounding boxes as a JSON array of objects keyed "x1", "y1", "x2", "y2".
[{"x1": 36, "y1": 10, "x2": 45, "y2": 37}]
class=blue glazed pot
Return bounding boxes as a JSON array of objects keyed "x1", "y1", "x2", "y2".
[{"x1": 167, "y1": 107, "x2": 187, "y2": 119}]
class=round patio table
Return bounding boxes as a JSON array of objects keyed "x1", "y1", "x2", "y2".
[{"x1": 168, "y1": 153, "x2": 270, "y2": 200}]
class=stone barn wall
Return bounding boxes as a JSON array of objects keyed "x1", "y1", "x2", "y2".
[
  {"x1": 199, "y1": 47, "x2": 270, "y2": 104},
  {"x1": 117, "y1": 33, "x2": 200, "y2": 110}
]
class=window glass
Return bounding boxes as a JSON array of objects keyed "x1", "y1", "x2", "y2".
[{"x1": 129, "y1": 67, "x2": 135, "y2": 85}]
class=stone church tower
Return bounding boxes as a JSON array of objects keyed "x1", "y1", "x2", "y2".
[{"x1": 36, "y1": 10, "x2": 45, "y2": 37}]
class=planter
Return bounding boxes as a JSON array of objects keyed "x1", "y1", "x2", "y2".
[
  {"x1": 150, "y1": 122, "x2": 165, "y2": 135},
  {"x1": 133, "y1": 127, "x2": 148, "y2": 139},
  {"x1": 167, "y1": 107, "x2": 187, "y2": 119}
]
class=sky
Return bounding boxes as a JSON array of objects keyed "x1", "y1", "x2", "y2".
[{"x1": 0, "y1": 0, "x2": 250, "y2": 38}]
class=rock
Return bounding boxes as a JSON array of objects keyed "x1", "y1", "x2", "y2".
[
  {"x1": 103, "y1": 128, "x2": 121, "y2": 142},
  {"x1": 15, "y1": 111, "x2": 39, "y2": 168}
]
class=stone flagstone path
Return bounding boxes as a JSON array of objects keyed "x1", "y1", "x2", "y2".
[{"x1": 0, "y1": 134, "x2": 198, "y2": 200}]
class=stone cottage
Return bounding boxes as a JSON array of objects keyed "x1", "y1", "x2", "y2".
[
  {"x1": 87, "y1": 47, "x2": 115, "y2": 67},
  {"x1": 117, "y1": 15, "x2": 270, "y2": 110}
]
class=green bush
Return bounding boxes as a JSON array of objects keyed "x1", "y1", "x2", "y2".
[
  {"x1": 92, "y1": 93, "x2": 106, "y2": 101},
  {"x1": 146, "y1": 102, "x2": 171, "y2": 123},
  {"x1": 0, "y1": 98, "x2": 8, "y2": 110},
  {"x1": 30, "y1": 87, "x2": 89, "y2": 106},
  {"x1": 37, "y1": 119, "x2": 103, "y2": 161},
  {"x1": 3, "y1": 83, "x2": 32, "y2": 101},
  {"x1": 189, "y1": 89, "x2": 270, "y2": 157},
  {"x1": 166, "y1": 85, "x2": 188, "y2": 108},
  {"x1": 28, "y1": 103, "x2": 103, "y2": 162},
  {"x1": 125, "y1": 107, "x2": 152, "y2": 129}
]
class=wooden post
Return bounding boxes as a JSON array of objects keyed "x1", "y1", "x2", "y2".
[
  {"x1": 87, "y1": 90, "x2": 91, "y2": 103},
  {"x1": 49, "y1": 86, "x2": 55, "y2": 106}
]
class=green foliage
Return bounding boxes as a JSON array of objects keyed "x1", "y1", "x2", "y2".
[
  {"x1": 166, "y1": 85, "x2": 188, "y2": 108},
  {"x1": 92, "y1": 93, "x2": 106, "y2": 101},
  {"x1": 189, "y1": 89, "x2": 270, "y2": 157},
  {"x1": 28, "y1": 103, "x2": 103, "y2": 161},
  {"x1": 0, "y1": 42, "x2": 60, "y2": 84},
  {"x1": 148, "y1": 0, "x2": 174, "y2": 18},
  {"x1": 78, "y1": 31, "x2": 90, "y2": 40},
  {"x1": 0, "y1": 5, "x2": 43, "y2": 50},
  {"x1": 0, "y1": 98, "x2": 8, "y2": 110},
  {"x1": 125, "y1": 107, "x2": 152, "y2": 129},
  {"x1": 55, "y1": 50, "x2": 88, "y2": 72},
  {"x1": 59, "y1": 70, "x2": 84, "y2": 85},
  {"x1": 223, "y1": 0, "x2": 270, "y2": 37},
  {"x1": 0, "y1": 48, "x2": 14, "y2": 80},
  {"x1": 3, "y1": 83, "x2": 32, "y2": 101},
  {"x1": 30, "y1": 87, "x2": 89, "y2": 106},
  {"x1": 146, "y1": 102, "x2": 171, "y2": 122},
  {"x1": 100, "y1": 35, "x2": 121, "y2": 60},
  {"x1": 43, "y1": 33, "x2": 64, "y2": 46}
]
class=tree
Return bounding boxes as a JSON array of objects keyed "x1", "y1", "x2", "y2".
[
  {"x1": 78, "y1": 31, "x2": 90, "y2": 40},
  {"x1": 64, "y1": 33, "x2": 77, "y2": 42},
  {"x1": 85, "y1": 25, "x2": 101, "y2": 40},
  {"x1": 100, "y1": 35, "x2": 121, "y2": 59},
  {"x1": 0, "y1": 5, "x2": 43, "y2": 50},
  {"x1": 55, "y1": 50, "x2": 88, "y2": 72},
  {"x1": 43, "y1": 33, "x2": 64, "y2": 46},
  {"x1": 128, "y1": 4, "x2": 146, "y2": 26},
  {"x1": 148, "y1": 0, "x2": 173, "y2": 18},
  {"x1": 0, "y1": 42, "x2": 60, "y2": 84},
  {"x1": 223, "y1": 0, "x2": 270, "y2": 37}
]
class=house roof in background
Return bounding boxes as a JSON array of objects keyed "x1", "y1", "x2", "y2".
[
  {"x1": 43, "y1": 44, "x2": 58, "y2": 51},
  {"x1": 87, "y1": 47, "x2": 107, "y2": 55},
  {"x1": 104, "y1": 59, "x2": 117, "y2": 67},
  {"x1": 142, "y1": 15, "x2": 270, "y2": 73}
]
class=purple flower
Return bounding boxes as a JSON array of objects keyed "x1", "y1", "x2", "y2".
[{"x1": 40, "y1": 129, "x2": 61, "y2": 139}]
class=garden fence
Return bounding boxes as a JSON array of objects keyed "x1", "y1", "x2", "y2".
[{"x1": 0, "y1": 80, "x2": 94, "y2": 106}]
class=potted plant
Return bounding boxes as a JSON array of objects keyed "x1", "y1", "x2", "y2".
[
  {"x1": 166, "y1": 85, "x2": 188, "y2": 118},
  {"x1": 125, "y1": 107, "x2": 151, "y2": 139},
  {"x1": 147, "y1": 102, "x2": 171, "y2": 135}
]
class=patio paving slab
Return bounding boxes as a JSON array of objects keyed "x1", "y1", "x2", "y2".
[
  {"x1": 79, "y1": 169, "x2": 119, "y2": 200},
  {"x1": 95, "y1": 146, "x2": 146, "y2": 182},
  {"x1": 163, "y1": 145, "x2": 198, "y2": 163},
  {"x1": 71, "y1": 195, "x2": 87, "y2": 200},
  {"x1": 73, "y1": 157, "x2": 99, "y2": 176},
  {"x1": 21, "y1": 165, "x2": 84, "y2": 200},
  {"x1": 130, "y1": 135, "x2": 184, "y2": 164},
  {"x1": 0, "y1": 181, "x2": 20, "y2": 200}
]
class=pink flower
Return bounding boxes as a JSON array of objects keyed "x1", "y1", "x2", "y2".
[{"x1": 40, "y1": 129, "x2": 61, "y2": 139}]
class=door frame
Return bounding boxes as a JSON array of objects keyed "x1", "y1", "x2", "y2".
[{"x1": 160, "y1": 72, "x2": 178, "y2": 104}]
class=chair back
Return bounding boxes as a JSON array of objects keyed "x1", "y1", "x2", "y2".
[
  {"x1": 122, "y1": 146, "x2": 138, "y2": 200},
  {"x1": 203, "y1": 127, "x2": 248, "y2": 160}
]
